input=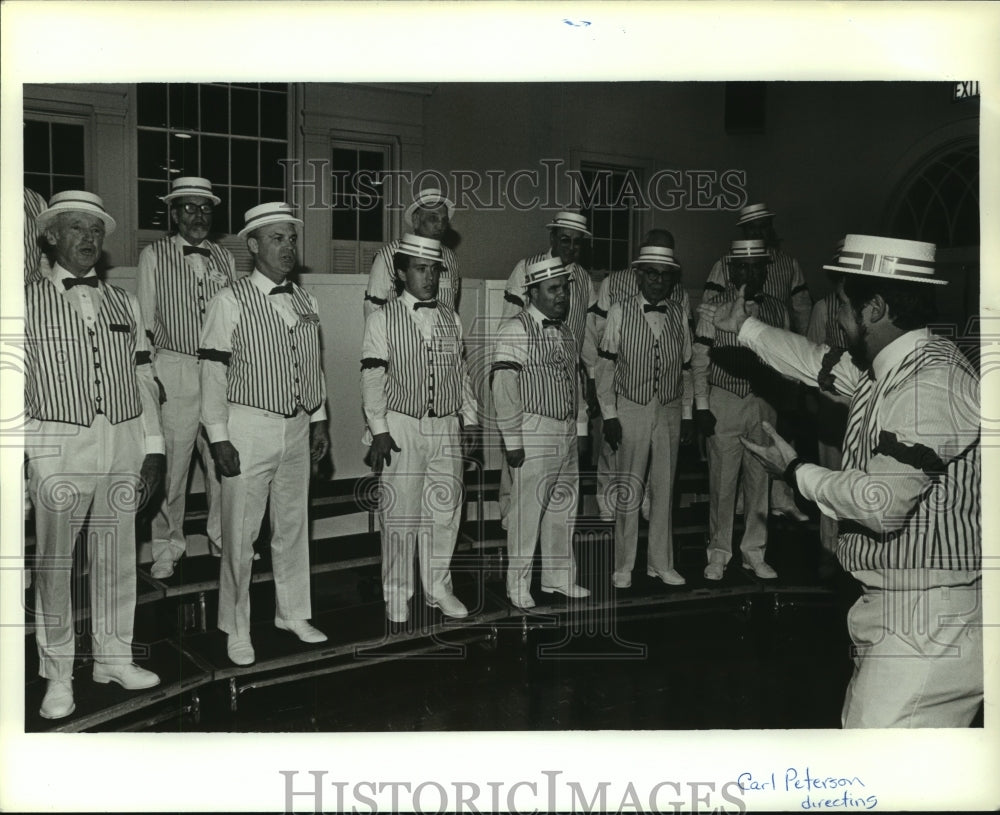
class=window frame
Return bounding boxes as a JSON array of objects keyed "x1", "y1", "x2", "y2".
[{"x1": 22, "y1": 107, "x2": 93, "y2": 200}]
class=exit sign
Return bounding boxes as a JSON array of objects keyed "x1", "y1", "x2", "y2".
[{"x1": 953, "y1": 81, "x2": 980, "y2": 101}]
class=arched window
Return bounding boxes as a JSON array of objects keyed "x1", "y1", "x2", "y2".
[{"x1": 884, "y1": 139, "x2": 979, "y2": 249}]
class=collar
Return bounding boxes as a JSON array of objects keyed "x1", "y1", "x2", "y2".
[
  {"x1": 527, "y1": 304, "x2": 561, "y2": 326},
  {"x1": 640, "y1": 294, "x2": 668, "y2": 309},
  {"x1": 871, "y1": 328, "x2": 931, "y2": 381},
  {"x1": 172, "y1": 234, "x2": 209, "y2": 251},
  {"x1": 47, "y1": 263, "x2": 98, "y2": 287},
  {"x1": 250, "y1": 268, "x2": 290, "y2": 296},
  {"x1": 399, "y1": 290, "x2": 437, "y2": 311}
]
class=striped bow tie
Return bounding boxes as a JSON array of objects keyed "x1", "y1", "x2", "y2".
[
  {"x1": 63, "y1": 276, "x2": 98, "y2": 290},
  {"x1": 643, "y1": 304, "x2": 667, "y2": 314},
  {"x1": 542, "y1": 318, "x2": 563, "y2": 329},
  {"x1": 269, "y1": 283, "x2": 294, "y2": 295},
  {"x1": 183, "y1": 246, "x2": 211, "y2": 258},
  {"x1": 413, "y1": 301, "x2": 437, "y2": 310}
]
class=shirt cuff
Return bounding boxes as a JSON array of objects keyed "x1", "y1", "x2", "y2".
[
  {"x1": 501, "y1": 429, "x2": 524, "y2": 451},
  {"x1": 205, "y1": 422, "x2": 229, "y2": 444},
  {"x1": 682, "y1": 405, "x2": 693, "y2": 420},
  {"x1": 737, "y1": 315, "x2": 768, "y2": 346},
  {"x1": 310, "y1": 404, "x2": 328, "y2": 423},
  {"x1": 599, "y1": 400, "x2": 617, "y2": 420},
  {"x1": 576, "y1": 421, "x2": 588, "y2": 437},
  {"x1": 144, "y1": 435, "x2": 165, "y2": 456},
  {"x1": 794, "y1": 463, "x2": 837, "y2": 519},
  {"x1": 368, "y1": 417, "x2": 390, "y2": 436},
  {"x1": 695, "y1": 396, "x2": 710, "y2": 410}
]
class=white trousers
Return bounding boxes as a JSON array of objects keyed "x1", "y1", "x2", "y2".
[
  {"x1": 842, "y1": 581, "x2": 984, "y2": 727},
  {"x1": 706, "y1": 388, "x2": 776, "y2": 565},
  {"x1": 151, "y1": 351, "x2": 221, "y2": 562},
  {"x1": 594, "y1": 428, "x2": 617, "y2": 518},
  {"x1": 611, "y1": 396, "x2": 682, "y2": 580},
  {"x1": 506, "y1": 415, "x2": 580, "y2": 595},
  {"x1": 217, "y1": 405, "x2": 312, "y2": 639},
  {"x1": 378, "y1": 412, "x2": 463, "y2": 611},
  {"x1": 26, "y1": 416, "x2": 143, "y2": 680}
]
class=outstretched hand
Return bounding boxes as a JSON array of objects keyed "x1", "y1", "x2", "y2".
[
  {"x1": 740, "y1": 421, "x2": 797, "y2": 478},
  {"x1": 696, "y1": 284, "x2": 760, "y2": 334}
]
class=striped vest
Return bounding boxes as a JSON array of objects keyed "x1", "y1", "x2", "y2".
[
  {"x1": 516, "y1": 252, "x2": 591, "y2": 355},
  {"x1": 837, "y1": 337, "x2": 980, "y2": 572},
  {"x1": 708, "y1": 293, "x2": 787, "y2": 398},
  {"x1": 612, "y1": 296, "x2": 687, "y2": 405},
  {"x1": 227, "y1": 278, "x2": 324, "y2": 415},
  {"x1": 25, "y1": 279, "x2": 146, "y2": 426},
  {"x1": 383, "y1": 298, "x2": 464, "y2": 419},
  {"x1": 604, "y1": 268, "x2": 688, "y2": 311},
  {"x1": 515, "y1": 311, "x2": 579, "y2": 421},
  {"x1": 370, "y1": 240, "x2": 459, "y2": 310},
  {"x1": 143, "y1": 237, "x2": 235, "y2": 355}
]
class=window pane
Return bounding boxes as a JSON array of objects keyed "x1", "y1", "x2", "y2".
[
  {"x1": 230, "y1": 187, "x2": 260, "y2": 233},
  {"x1": 200, "y1": 135, "x2": 229, "y2": 185},
  {"x1": 169, "y1": 84, "x2": 198, "y2": 130},
  {"x1": 211, "y1": 197, "x2": 230, "y2": 238},
  {"x1": 172, "y1": 132, "x2": 199, "y2": 177},
  {"x1": 610, "y1": 208, "x2": 629, "y2": 240},
  {"x1": 51, "y1": 123, "x2": 85, "y2": 175},
  {"x1": 331, "y1": 194, "x2": 355, "y2": 240},
  {"x1": 231, "y1": 88, "x2": 258, "y2": 137},
  {"x1": 358, "y1": 150, "x2": 384, "y2": 174},
  {"x1": 23, "y1": 120, "x2": 50, "y2": 173},
  {"x1": 610, "y1": 241, "x2": 629, "y2": 271},
  {"x1": 231, "y1": 139, "x2": 259, "y2": 187},
  {"x1": 137, "y1": 84, "x2": 167, "y2": 127},
  {"x1": 200, "y1": 84, "x2": 228, "y2": 134},
  {"x1": 260, "y1": 91, "x2": 287, "y2": 140},
  {"x1": 139, "y1": 179, "x2": 169, "y2": 229},
  {"x1": 25, "y1": 174, "x2": 51, "y2": 201},
  {"x1": 260, "y1": 83, "x2": 286, "y2": 93},
  {"x1": 137, "y1": 129, "x2": 167, "y2": 179},
  {"x1": 331, "y1": 147, "x2": 357, "y2": 174},
  {"x1": 358, "y1": 203, "x2": 383, "y2": 242},
  {"x1": 591, "y1": 207, "x2": 611, "y2": 235},
  {"x1": 260, "y1": 141, "x2": 287, "y2": 189},
  {"x1": 591, "y1": 238, "x2": 610, "y2": 269}
]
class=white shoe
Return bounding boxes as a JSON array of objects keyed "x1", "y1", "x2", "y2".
[
  {"x1": 92, "y1": 662, "x2": 160, "y2": 690},
  {"x1": 150, "y1": 559, "x2": 175, "y2": 579},
  {"x1": 386, "y1": 602, "x2": 409, "y2": 624},
  {"x1": 227, "y1": 636, "x2": 256, "y2": 666},
  {"x1": 704, "y1": 562, "x2": 725, "y2": 581},
  {"x1": 426, "y1": 593, "x2": 469, "y2": 619},
  {"x1": 39, "y1": 679, "x2": 75, "y2": 720},
  {"x1": 612, "y1": 572, "x2": 632, "y2": 589},
  {"x1": 647, "y1": 567, "x2": 686, "y2": 586},
  {"x1": 507, "y1": 590, "x2": 536, "y2": 610},
  {"x1": 275, "y1": 618, "x2": 328, "y2": 643},
  {"x1": 743, "y1": 560, "x2": 778, "y2": 579},
  {"x1": 540, "y1": 583, "x2": 591, "y2": 599}
]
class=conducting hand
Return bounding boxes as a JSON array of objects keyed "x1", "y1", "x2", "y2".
[
  {"x1": 740, "y1": 421, "x2": 797, "y2": 478},
  {"x1": 697, "y1": 284, "x2": 759, "y2": 335},
  {"x1": 211, "y1": 440, "x2": 241, "y2": 478}
]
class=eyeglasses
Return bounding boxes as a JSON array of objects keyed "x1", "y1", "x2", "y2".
[{"x1": 179, "y1": 203, "x2": 214, "y2": 215}]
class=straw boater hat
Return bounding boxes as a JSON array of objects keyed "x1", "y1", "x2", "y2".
[
  {"x1": 237, "y1": 202, "x2": 303, "y2": 238},
  {"x1": 524, "y1": 256, "x2": 570, "y2": 287},
  {"x1": 823, "y1": 234, "x2": 945, "y2": 285},
  {"x1": 404, "y1": 187, "x2": 456, "y2": 223},
  {"x1": 161, "y1": 176, "x2": 221, "y2": 206},
  {"x1": 396, "y1": 234, "x2": 444, "y2": 262},
  {"x1": 726, "y1": 239, "x2": 770, "y2": 260},
  {"x1": 631, "y1": 245, "x2": 681, "y2": 270},
  {"x1": 35, "y1": 190, "x2": 117, "y2": 235},
  {"x1": 546, "y1": 211, "x2": 591, "y2": 236},
  {"x1": 735, "y1": 202, "x2": 775, "y2": 226}
]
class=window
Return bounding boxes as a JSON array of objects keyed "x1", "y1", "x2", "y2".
[
  {"x1": 136, "y1": 83, "x2": 289, "y2": 235},
  {"x1": 330, "y1": 139, "x2": 391, "y2": 274},
  {"x1": 23, "y1": 119, "x2": 86, "y2": 200},
  {"x1": 577, "y1": 162, "x2": 642, "y2": 271}
]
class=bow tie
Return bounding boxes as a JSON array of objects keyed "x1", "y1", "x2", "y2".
[
  {"x1": 269, "y1": 283, "x2": 294, "y2": 295},
  {"x1": 183, "y1": 246, "x2": 211, "y2": 258},
  {"x1": 413, "y1": 301, "x2": 437, "y2": 310},
  {"x1": 643, "y1": 304, "x2": 667, "y2": 314},
  {"x1": 63, "y1": 276, "x2": 98, "y2": 290},
  {"x1": 542, "y1": 318, "x2": 563, "y2": 329}
]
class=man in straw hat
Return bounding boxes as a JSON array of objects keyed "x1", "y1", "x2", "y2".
[
  {"x1": 499, "y1": 211, "x2": 597, "y2": 528},
  {"x1": 586, "y1": 228, "x2": 691, "y2": 522},
  {"x1": 596, "y1": 244, "x2": 694, "y2": 590},
  {"x1": 138, "y1": 177, "x2": 237, "y2": 579},
  {"x1": 702, "y1": 234, "x2": 982, "y2": 728},
  {"x1": 692, "y1": 239, "x2": 789, "y2": 582},
  {"x1": 365, "y1": 187, "x2": 461, "y2": 318},
  {"x1": 24, "y1": 191, "x2": 164, "y2": 719},
  {"x1": 199, "y1": 202, "x2": 330, "y2": 665},
  {"x1": 361, "y1": 234, "x2": 479, "y2": 625},
  {"x1": 491, "y1": 256, "x2": 591, "y2": 610}
]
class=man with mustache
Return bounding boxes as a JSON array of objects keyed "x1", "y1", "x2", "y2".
[
  {"x1": 701, "y1": 234, "x2": 982, "y2": 728},
  {"x1": 691, "y1": 239, "x2": 789, "y2": 582},
  {"x1": 361, "y1": 234, "x2": 479, "y2": 625},
  {"x1": 199, "y1": 202, "x2": 330, "y2": 666},
  {"x1": 25, "y1": 191, "x2": 165, "y2": 719},
  {"x1": 364, "y1": 187, "x2": 461, "y2": 317},
  {"x1": 138, "y1": 177, "x2": 236, "y2": 579},
  {"x1": 492, "y1": 257, "x2": 591, "y2": 610}
]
